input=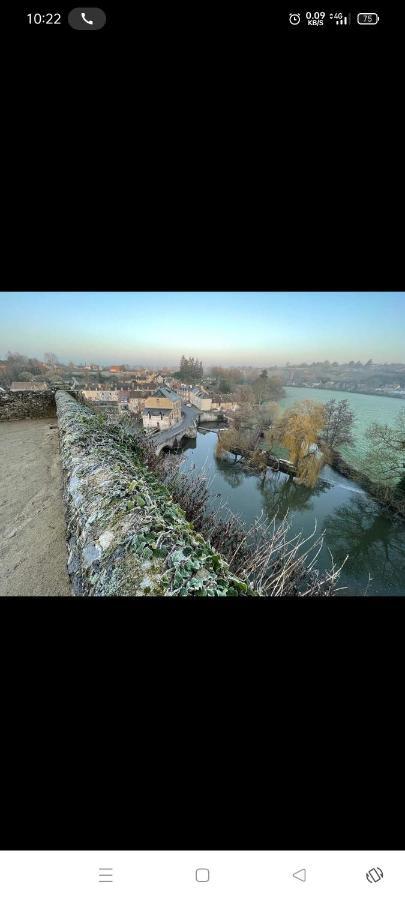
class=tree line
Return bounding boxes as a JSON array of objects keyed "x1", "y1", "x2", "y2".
[{"x1": 0, "y1": 351, "x2": 59, "y2": 385}]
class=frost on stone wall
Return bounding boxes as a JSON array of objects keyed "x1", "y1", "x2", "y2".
[
  {"x1": 55, "y1": 391, "x2": 251, "y2": 597},
  {"x1": 0, "y1": 391, "x2": 56, "y2": 420}
]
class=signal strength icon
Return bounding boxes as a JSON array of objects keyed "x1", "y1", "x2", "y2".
[{"x1": 330, "y1": 13, "x2": 351, "y2": 26}]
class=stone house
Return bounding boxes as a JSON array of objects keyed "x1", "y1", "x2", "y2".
[
  {"x1": 82, "y1": 390, "x2": 120, "y2": 402},
  {"x1": 172, "y1": 382, "x2": 193, "y2": 403},
  {"x1": 155, "y1": 386, "x2": 182, "y2": 418},
  {"x1": 176, "y1": 383, "x2": 193, "y2": 402},
  {"x1": 142, "y1": 396, "x2": 178, "y2": 431},
  {"x1": 190, "y1": 386, "x2": 212, "y2": 411}
]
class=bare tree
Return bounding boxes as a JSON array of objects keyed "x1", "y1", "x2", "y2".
[
  {"x1": 44, "y1": 352, "x2": 59, "y2": 366},
  {"x1": 365, "y1": 409, "x2": 405, "y2": 484},
  {"x1": 251, "y1": 372, "x2": 284, "y2": 404},
  {"x1": 321, "y1": 398, "x2": 355, "y2": 451}
]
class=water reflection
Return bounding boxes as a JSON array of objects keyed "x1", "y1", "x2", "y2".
[
  {"x1": 258, "y1": 470, "x2": 331, "y2": 519},
  {"x1": 214, "y1": 457, "x2": 252, "y2": 488},
  {"x1": 178, "y1": 429, "x2": 405, "y2": 595},
  {"x1": 323, "y1": 494, "x2": 405, "y2": 591}
]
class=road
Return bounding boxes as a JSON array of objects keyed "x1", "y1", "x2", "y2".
[{"x1": 151, "y1": 403, "x2": 199, "y2": 446}]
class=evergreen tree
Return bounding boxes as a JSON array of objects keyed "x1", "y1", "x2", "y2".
[{"x1": 179, "y1": 355, "x2": 204, "y2": 384}]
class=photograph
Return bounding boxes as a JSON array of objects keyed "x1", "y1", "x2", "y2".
[{"x1": 1, "y1": 291, "x2": 404, "y2": 598}]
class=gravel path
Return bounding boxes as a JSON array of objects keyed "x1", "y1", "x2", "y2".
[{"x1": 0, "y1": 418, "x2": 71, "y2": 596}]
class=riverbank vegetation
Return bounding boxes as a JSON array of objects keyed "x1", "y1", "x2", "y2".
[
  {"x1": 216, "y1": 397, "x2": 356, "y2": 488},
  {"x1": 132, "y1": 427, "x2": 347, "y2": 596},
  {"x1": 207, "y1": 366, "x2": 285, "y2": 401},
  {"x1": 216, "y1": 391, "x2": 405, "y2": 518},
  {"x1": 365, "y1": 408, "x2": 405, "y2": 485},
  {"x1": 339, "y1": 407, "x2": 405, "y2": 516}
]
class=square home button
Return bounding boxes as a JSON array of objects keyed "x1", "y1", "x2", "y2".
[{"x1": 196, "y1": 869, "x2": 210, "y2": 882}]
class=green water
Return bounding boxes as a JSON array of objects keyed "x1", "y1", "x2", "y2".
[
  {"x1": 280, "y1": 386, "x2": 405, "y2": 479},
  {"x1": 178, "y1": 416, "x2": 405, "y2": 596}
]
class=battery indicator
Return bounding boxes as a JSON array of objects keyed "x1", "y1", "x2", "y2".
[{"x1": 357, "y1": 13, "x2": 379, "y2": 24}]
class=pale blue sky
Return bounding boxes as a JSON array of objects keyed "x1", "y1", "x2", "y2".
[{"x1": 0, "y1": 292, "x2": 404, "y2": 366}]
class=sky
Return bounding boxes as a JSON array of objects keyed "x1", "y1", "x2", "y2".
[{"x1": 0, "y1": 292, "x2": 404, "y2": 367}]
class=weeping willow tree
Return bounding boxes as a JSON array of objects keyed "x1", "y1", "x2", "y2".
[
  {"x1": 295, "y1": 453, "x2": 325, "y2": 488},
  {"x1": 274, "y1": 400, "x2": 327, "y2": 487}
]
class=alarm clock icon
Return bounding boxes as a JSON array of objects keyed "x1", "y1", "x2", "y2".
[{"x1": 289, "y1": 13, "x2": 301, "y2": 25}]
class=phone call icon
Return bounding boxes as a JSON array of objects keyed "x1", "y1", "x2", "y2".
[{"x1": 68, "y1": 8, "x2": 106, "y2": 29}]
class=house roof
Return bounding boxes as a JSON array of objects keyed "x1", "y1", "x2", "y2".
[
  {"x1": 156, "y1": 386, "x2": 181, "y2": 402},
  {"x1": 10, "y1": 382, "x2": 49, "y2": 391},
  {"x1": 144, "y1": 397, "x2": 174, "y2": 410},
  {"x1": 191, "y1": 387, "x2": 209, "y2": 398}
]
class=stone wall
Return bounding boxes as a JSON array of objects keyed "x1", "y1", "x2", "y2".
[
  {"x1": 0, "y1": 390, "x2": 56, "y2": 421},
  {"x1": 55, "y1": 390, "x2": 251, "y2": 596}
]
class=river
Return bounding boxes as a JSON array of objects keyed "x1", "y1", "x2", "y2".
[{"x1": 177, "y1": 389, "x2": 405, "y2": 597}]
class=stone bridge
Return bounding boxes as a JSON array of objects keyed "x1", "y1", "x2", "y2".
[{"x1": 151, "y1": 403, "x2": 199, "y2": 454}]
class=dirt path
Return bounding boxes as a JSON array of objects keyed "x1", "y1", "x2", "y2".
[{"x1": 0, "y1": 418, "x2": 71, "y2": 596}]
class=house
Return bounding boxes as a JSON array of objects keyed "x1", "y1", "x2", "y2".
[
  {"x1": 82, "y1": 390, "x2": 120, "y2": 402},
  {"x1": 142, "y1": 396, "x2": 179, "y2": 431},
  {"x1": 132, "y1": 377, "x2": 157, "y2": 388},
  {"x1": 155, "y1": 374, "x2": 165, "y2": 384},
  {"x1": 10, "y1": 382, "x2": 49, "y2": 391},
  {"x1": 176, "y1": 383, "x2": 192, "y2": 402},
  {"x1": 155, "y1": 386, "x2": 182, "y2": 418},
  {"x1": 190, "y1": 386, "x2": 212, "y2": 411}
]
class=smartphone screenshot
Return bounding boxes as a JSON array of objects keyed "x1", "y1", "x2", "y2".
[{"x1": 0, "y1": 2, "x2": 403, "y2": 893}]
